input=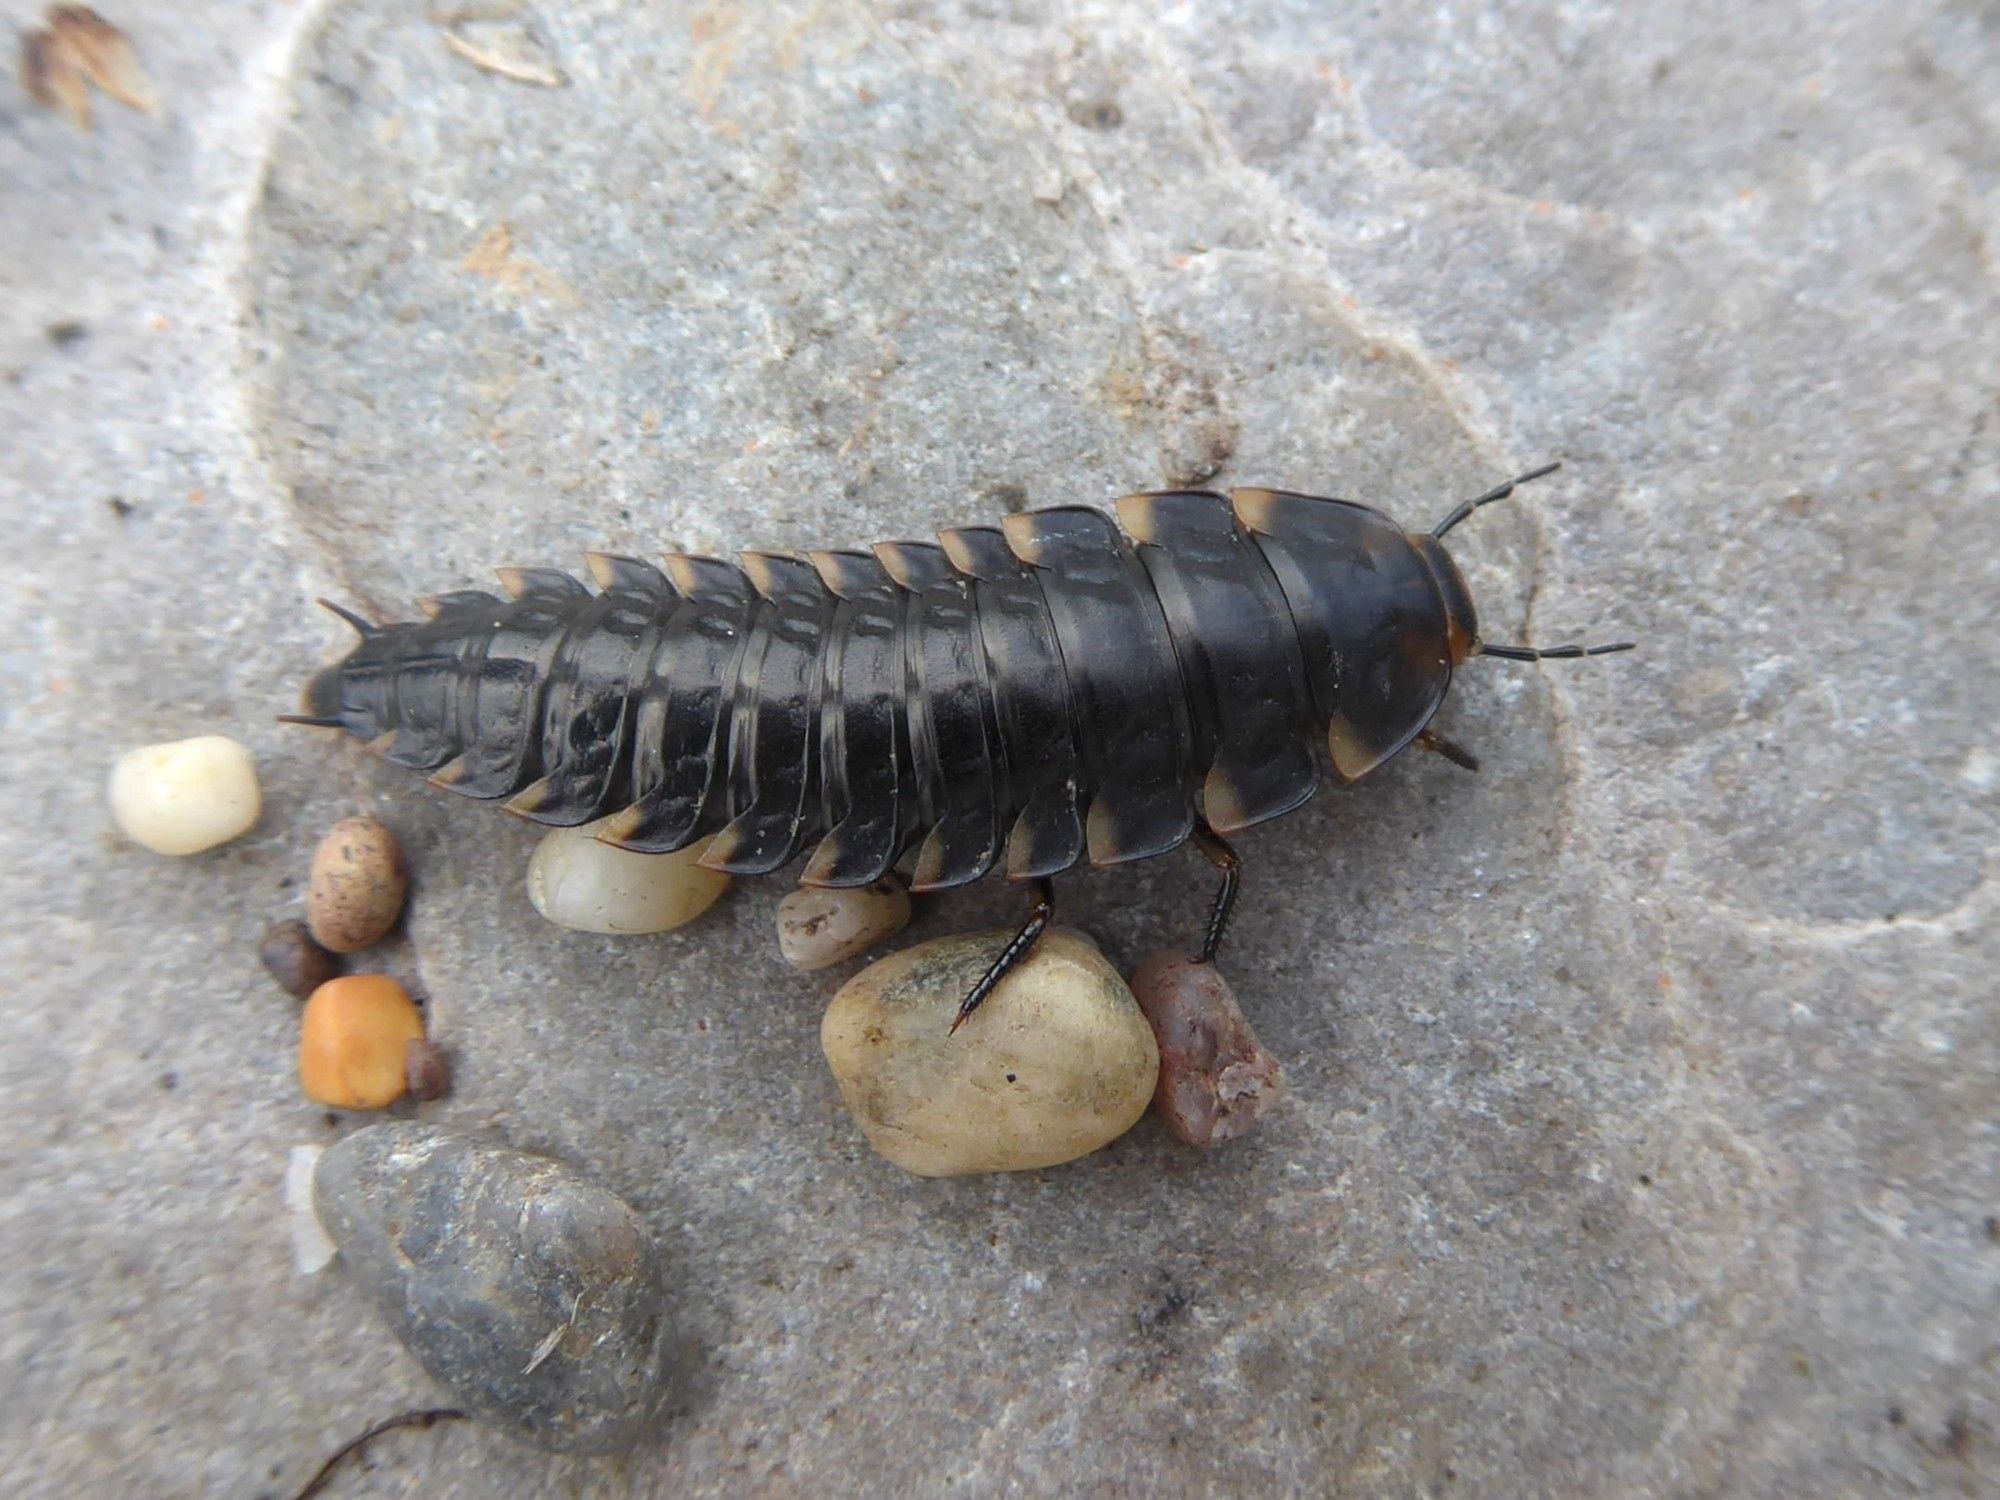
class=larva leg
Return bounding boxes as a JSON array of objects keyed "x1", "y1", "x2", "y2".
[
  {"x1": 1415, "y1": 729, "x2": 1481, "y2": 772},
  {"x1": 948, "y1": 878, "x2": 1056, "y2": 1035},
  {"x1": 1192, "y1": 824, "x2": 1241, "y2": 964}
]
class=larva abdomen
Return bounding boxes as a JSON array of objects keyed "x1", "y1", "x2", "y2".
[{"x1": 300, "y1": 487, "x2": 1483, "y2": 890}]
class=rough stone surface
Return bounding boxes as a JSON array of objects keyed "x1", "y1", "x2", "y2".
[
  {"x1": 1, "y1": 0, "x2": 1995, "y2": 1495},
  {"x1": 314, "y1": 1123, "x2": 672, "y2": 1453}
]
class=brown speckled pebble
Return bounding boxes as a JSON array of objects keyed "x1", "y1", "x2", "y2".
[
  {"x1": 1129, "y1": 950, "x2": 1284, "y2": 1145},
  {"x1": 307, "y1": 816, "x2": 409, "y2": 953}
]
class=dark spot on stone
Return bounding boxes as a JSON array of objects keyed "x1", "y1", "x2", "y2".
[
  {"x1": 46, "y1": 321, "x2": 87, "y2": 348},
  {"x1": 1637, "y1": 1173, "x2": 1652, "y2": 1186},
  {"x1": 1946, "y1": 1409, "x2": 1973, "y2": 1459},
  {"x1": 106, "y1": 496, "x2": 134, "y2": 519},
  {"x1": 158, "y1": 1070, "x2": 177, "y2": 1091},
  {"x1": 983, "y1": 481, "x2": 1028, "y2": 508},
  {"x1": 1005, "y1": 1072, "x2": 1017, "y2": 1083},
  {"x1": 1137, "y1": 1275, "x2": 1192, "y2": 1334},
  {"x1": 1068, "y1": 98, "x2": 1123, "y2": 130},
  {"x1": 1984, "y1": 1215, "x2": 2000, "y2": 1242},
  {"x1": 1887, "y1": 1404, "x2": 1906, "y2": 1426}
]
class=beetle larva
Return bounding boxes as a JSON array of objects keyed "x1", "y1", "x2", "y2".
[{"x1": 289, "y1": 464, "x2": 1629, "y2": 1025}]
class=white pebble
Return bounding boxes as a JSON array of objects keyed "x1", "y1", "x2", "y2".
[
  {"x1": 107, "y1": 735, "x2": 261, "y2": 855},
  {"x1": 777, "y1": 879, "x2": 911, "y2": 971},
  {"x1": 284, "y1": 1144, "x2": 337, "y2": 1275},
  {"x1": 527, "y1": 817, "x2": 730, "y2": 935},
  {"x1": 820, "y1": 928, "x2": 1159, "y2": 1177}
]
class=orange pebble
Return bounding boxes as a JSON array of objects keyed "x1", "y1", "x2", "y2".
[{"x1": 300, "y1": 976, "x2": 425, "y2": 1109}]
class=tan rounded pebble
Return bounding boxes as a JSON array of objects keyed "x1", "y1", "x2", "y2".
[
  {"x1": 527, "y1": 817, "x2": 729, "y2": 935},
  {"x1": 259, "y1": 918, "x2": 341, "y2": 998},
  {"x1": 1129, "y1": 950, "x2": 1285, "y2": 1146},
  {"x1": 107, "y1": 735, "x2": 261, "y2": 855},
  {"x1": 777, "y1": 878, "x2": 911, "y2": 971},
  {"x1": 306, "y1": 817, "x2": 409, "y2": 953},
  {"x1": 821, "y1": 927, "x2": 1159, "y2": 1177},
  {"x1": 299, "y1": 974, "x2": 425, "y2": 1110},
  {"x1": 405, "y1": 1037, "x2": 451, "y2": 1102}
]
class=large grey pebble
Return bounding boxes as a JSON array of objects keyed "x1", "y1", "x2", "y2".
[{"x1": 313, "y1": 1123, "x2": 671, "y2": 1453}]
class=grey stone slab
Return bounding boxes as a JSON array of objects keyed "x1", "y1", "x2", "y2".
[{"x1": 0, "y1": 0, "x2": 1993, "y2": 1495}]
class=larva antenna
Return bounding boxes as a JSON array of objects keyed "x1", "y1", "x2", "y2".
[
  {"x1": 1430, "y1": 461, "x2": 1562, "y2": 539},
  {"x1": 1477, "y1": 640, "x2": 1636, "y2": 661}
]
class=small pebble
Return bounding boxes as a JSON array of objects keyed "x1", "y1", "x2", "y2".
[
  {"x1": 299, "y1": 975, "x2": 426, "y2": 1110},
  {"x1": 259, "y1": 918, "x2": 341, "y2": 998},
  {"x1": 107, "y1": 735, "x2": 260, "y2": 855},
  {"x1": 284, "y1": 1144, "x2": 337, "y2": 1275},
  {"x1": 528, "y1": 817, "x2": 729, "y2": 935},
  {"x1": 1129, "y1": 950, "x2": 1284, "y2": 1145},
  {"x1": 314, "y1": 1123, "x2": 673, "y2": 1453},
  {"x1": 776, "y1": 878, "x2": 911, "y2": 971},
  {"x1": 821, "y1": 928, "x2": 1159, "y2": 1177},
  {"x1": 406, "y1": 1037, "x2": 451, "y2": 1102},
  {"x1": 307, "y1": 816, "x2": 409, "y2": 953}
]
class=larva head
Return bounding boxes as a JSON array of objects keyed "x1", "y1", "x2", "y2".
[
  {"x1": 1230, "y1": 486, "x2": 1461, "y2": 783},
  {"x1": 1410, "y1": 534, "x2": 1479, "y2": 666}
]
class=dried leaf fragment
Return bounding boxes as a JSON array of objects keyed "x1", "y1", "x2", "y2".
[
  {"x1": 21, "y1": 5, "x2": 155, "y2": 128},
  {"x1": 22, "y1": 30, "x2": 90, "y2": 128},
  {"x1": 460, "y1": 221, "x2": 579, "y2": 306},
  {"x1": 440, "y1": 21, "x2": 567, "y2": 88}
]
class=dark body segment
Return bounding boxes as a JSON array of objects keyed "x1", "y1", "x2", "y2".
[
  {"x1": 511, "y1": 560, "x2": 671, "y2": 826},
  {"x1": 704, "y1": 553, "x2": 836, "y2": 876},
  {"x1": 307, "y1": 489, "x2": 1465, "y2": 888},
  {"x1": 938, "y1": 525, "x2": 1085, "y2": 880},
  {"x1": 1000, "y1": 507, "x2": 1196, "y2": 866},
  {"x1": 597, "y1": 556, "x2": 749, "y2": 853},
  {"x1": 1116, "y1": 491, "x2": 1319, "y2": 833},
  {"x1": 802, "y1": 551, "x2": 906, "y2": 888},
  {"x1": 874, "y1": 542, "x2": 1004, "y2": 892},
  {"x1": 363, "y1": 589, "x2": 501, "y2": 773}
]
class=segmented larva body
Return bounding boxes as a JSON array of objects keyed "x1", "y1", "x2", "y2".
[{"x1": 302, "y1": 486, "x2": 1487, "y2": 890}]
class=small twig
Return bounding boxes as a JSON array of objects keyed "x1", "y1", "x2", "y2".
[{"x1": 289, "y1": 1407, "x2": 466, "y2": 1500}]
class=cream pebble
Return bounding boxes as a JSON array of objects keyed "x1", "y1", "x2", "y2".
[
  {"x1": 820, "y1": 928, "x2": 1159, "y2": 1177},
  {"x1": 528, "y1": 817, "x2": 730, "y2": 935},
  {"x1": 108, "y1": 735, "x2": 261, "y2": 855},
  {"x1": 777, "y1": 878, "x2": 911, "y2": 971}
]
